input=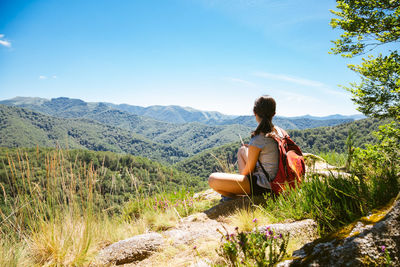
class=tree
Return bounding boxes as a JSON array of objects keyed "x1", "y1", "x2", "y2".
[{"x1": 330, "y1": 0, "x2": 400, "y2": 120}]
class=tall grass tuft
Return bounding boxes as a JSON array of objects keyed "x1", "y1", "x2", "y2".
[
  {"x1": 261, "y1": 171, "x2": 399, "y2": 235},
  {"x1": 0, "y1": 148, "x2": 208, "y2": 265},
  {"x1": 0, "y1": 149, "x2": 104, "y2": 265}
]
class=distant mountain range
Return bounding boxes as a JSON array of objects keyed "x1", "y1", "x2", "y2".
[
  {"x1": 0, "y1": 96, "x2": 364, "y2": 128},
  {"x1": 0, "y1": 96, "x2": 368, "y2": 165}
]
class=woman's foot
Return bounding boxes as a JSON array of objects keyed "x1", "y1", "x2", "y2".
[{"x1": 219, "y1": 195, "x2": 233, "y2": 203}]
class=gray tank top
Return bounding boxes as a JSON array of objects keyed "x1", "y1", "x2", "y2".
[{"x1": 248, "y1": 127, "x2": 281, "y2": 189}]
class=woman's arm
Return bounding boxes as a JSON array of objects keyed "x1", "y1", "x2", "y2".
[{"x1": 240, "y1": 145, "x2": 261, "y2": 176}]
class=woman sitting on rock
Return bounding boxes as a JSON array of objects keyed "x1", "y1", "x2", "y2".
[{"x1": 208, "y1": 95, "x2": 281, "y2": 199}]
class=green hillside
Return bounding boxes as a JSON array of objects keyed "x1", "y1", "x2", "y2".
[
  {"x1": 83, "y1": 109, "x2": 252, "y2": 154},
  {"x1": 175, "y1": 141, "x2": 243, "y2": 179},
  {"x1": 0, "y1": 97, "x2": 253, "y2": 154},
  {"x1": 289, "y1": 118, "x2": 389, "y2": 154},
  {"x1": 0, "y1": 105, "x2": 188, "y2": 164},
  {"x1": 0, "y1": 147, "x2": 206, "y2": 213}
]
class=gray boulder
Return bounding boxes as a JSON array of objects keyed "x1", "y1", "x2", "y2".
[
  {"x1": 93, "y1": 232, "x2": 163, "y2": 265},
  {"x1": 287, "y1": 194, "x2": 400, "y2": 266},
  {"x1": 257, "y1": 219, "x2": 318, "y2": 244}
]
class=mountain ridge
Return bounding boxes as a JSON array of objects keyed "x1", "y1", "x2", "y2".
[{"x1": 0, "y1": 96, "x2": 362, "y2": 128}]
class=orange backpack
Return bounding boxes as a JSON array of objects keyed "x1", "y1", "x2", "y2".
[{"x1": 258, "y1": 127, "x2": 305, "y2": 194}]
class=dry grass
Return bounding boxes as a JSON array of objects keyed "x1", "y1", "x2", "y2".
[
  {"x1": 25, "y1": 211, "x2": 151, "y2": 266},
  {"x1": 143, "y1": 209, "x2": 179, "y2": 231},
  {"x1": 0, "y1": 148, "x2": 210, "y2": 266},
  {"x1": 228, "y1": 206, "x2": 272, "y2": 232}
]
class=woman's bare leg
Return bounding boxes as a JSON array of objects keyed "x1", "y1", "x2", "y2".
[
  {"x1": 237, "y1": 145, "x2": 248, "y2": 173},
  {"x1": 208, "y1": 172, "x2": 251, "y2": 197}
]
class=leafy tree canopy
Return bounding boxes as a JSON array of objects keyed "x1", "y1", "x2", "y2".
[{"x1": 330, "y1": 0, "x2": 400, "y2": 119}]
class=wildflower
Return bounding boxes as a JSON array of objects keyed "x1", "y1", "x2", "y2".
[
  {"x1": 279, "y1": 233, "x2": 283, "y2": 238},
  {"x1": 252, "y1": 218, "x2": 258, "y2": 223},
  {"x1": 235, "y1": 226, "x2": 239, "y2": 231},
  {"x1": 380, "y1": 245, "x2": 386, "y2": 252}
]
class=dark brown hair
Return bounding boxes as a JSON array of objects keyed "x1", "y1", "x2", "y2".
[{"x1": 252, "y1": 95, "x2": 276, "y2": 137}]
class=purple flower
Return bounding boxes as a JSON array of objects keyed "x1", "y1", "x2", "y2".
[
  {"x1": 193, "y1": 246, "x2": 197, "y2": 250},
  {"x1": 279, "y1": 233, "x2": 283, "y2": 238},
  {"x1": 380, "y1": 245, "x2": 386, "y2": 252},
  {"x1": 266, "y1": 226, "x2": 270, "y2": 230},
  {"x1": 273, "y1": 236, "x2": 277, "y2": 239},
  {"x1": 252, "y1": 218, "x2": 258, "y2": 223}
]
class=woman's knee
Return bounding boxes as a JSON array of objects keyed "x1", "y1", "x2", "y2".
[{"x1": 208, "y1": 173, "x2": 218, "y2": 188}]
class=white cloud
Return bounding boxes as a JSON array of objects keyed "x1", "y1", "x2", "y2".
[
  {"x1": 253, "y1": 71, "x2": 324, "y2": 87},
  {"x1": 39, "y1": 75, "x2": 58, "y2": 80},
  {"x1": 0, "y1": 34, "x2": 11, "y2": 48},
  {"x1": 223, "y1": 77, "x2": 257, "y2": 87},
  {"x1": 253, "y1": 71, "x2": 351, "y2": 97}
]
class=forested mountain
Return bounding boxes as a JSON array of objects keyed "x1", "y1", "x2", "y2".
[
  {"x1": 289, "y1": 118, "x2": 389, "y2": 154},
  {"x1": 0, "y1": 105, "x2": 188, "y2": 164},
  {"x1": 0, "y1": 97, "x2": 235, "y2": 124},
  {"x1": 106, "y1": 103, "x2": 236, "y2": 124},
  {"x1": 0, "y1": 97, "x2": 373, "y2": 170},
  {"x1": 0, "y1": 98, "x2": 253, "y2": 155},
  {"x1": 175, "y1": 117, "x2": 387, "y2": 178},
  {"x1": 1, "y1": 97, "x2": 358, "y2": 130}
]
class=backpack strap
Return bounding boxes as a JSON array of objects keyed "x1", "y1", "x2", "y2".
[{"x1": 257, "y1": 159, "x2": 273, "y2": 182}]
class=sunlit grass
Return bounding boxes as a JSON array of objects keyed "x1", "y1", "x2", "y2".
[
  {"x1": 0, "y1": 148, "x2": 207, "y2": 265},
  {"x1": 261, "y1": 171, "x2": 399, "y2": 235},
  {"x1": 318, "y1": 151, "x2": 347, "y2": 167},
  {"x1": 228, "y1": 206, "x2": 271, "y2": 232}
]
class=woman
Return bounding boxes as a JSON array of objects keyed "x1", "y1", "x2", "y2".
[{"x1": 208, "y1": 95, "x2": 281, "y2": 198}]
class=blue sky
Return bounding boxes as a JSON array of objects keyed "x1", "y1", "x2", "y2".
[{"x1": 0, "y1": 0, "x2": 371, "y2": 116}]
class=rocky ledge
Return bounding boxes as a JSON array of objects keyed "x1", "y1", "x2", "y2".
[{"x1": 279, "y1": 193, "x2": 400, "y2": 266}]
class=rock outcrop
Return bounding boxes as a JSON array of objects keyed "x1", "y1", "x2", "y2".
[
  {"x1": 94, "y1": 233, "x2": 164, "y2": 265},
  {"x1": 257, "y1": 219, "x2": 318, "y2": 245},
  {"x1": 282, "y1": 194, "x2": 400, "y2": 266},
  {"x1": 93, "y1": 211, "x2": 318, "y2": 266}
]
